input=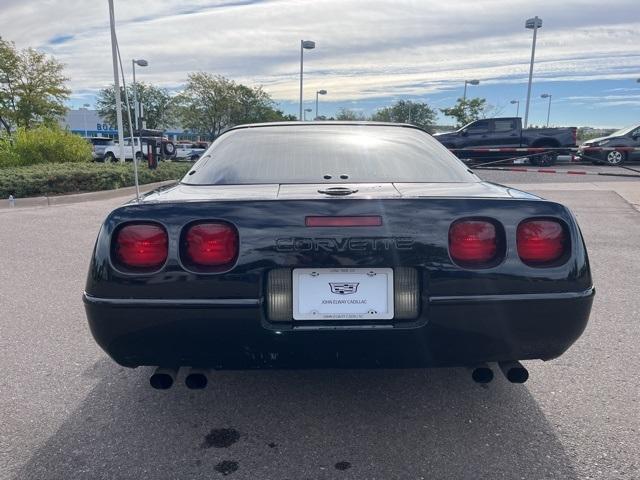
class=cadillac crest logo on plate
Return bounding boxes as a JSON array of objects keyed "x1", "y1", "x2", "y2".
[{"x1": 329, "y1": 282, "x2": 359, "y2": 295}]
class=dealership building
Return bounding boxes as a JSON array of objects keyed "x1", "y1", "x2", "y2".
[{"x1": 60, "y1": 108, "x2": 196, "y2": 140}]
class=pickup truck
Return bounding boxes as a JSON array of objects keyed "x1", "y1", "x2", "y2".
[
  {"x1": 102, "y1": 137, "x2": 176, "y2": 162},
  {"x1": 433, "y1": 117, "x2": 577, "y2": 166}
]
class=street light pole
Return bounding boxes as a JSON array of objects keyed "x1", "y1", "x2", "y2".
[
  {"x1": 463, "y1": 79, "x2": 479, "y2": 101},
  {"x1": 132, "y1": 59, "x2": 148, "y2": 159},
  {"x1": 82, "y1": 103, "x2": 90, "y2": 137},
  {"x1": 299, "y1": 40, "x2": 316, "y2": 121},
  {"x1": 524, "y1": 16, "x2": 543, "y2": 129},
  {"x1": 108, "y1": 0, "x2": 125, "y2": 161},
  {"x1": 315, "y1": 89, "x2": 327, "y2": 119},
  {"x1": 541, "y1": 94, "x2": 552, "y2": 127},
  {"x1": 510, "y1": 100, "x2": 520, "y2": 117}
]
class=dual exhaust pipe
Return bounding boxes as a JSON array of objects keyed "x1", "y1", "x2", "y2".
[
  {"x1": 149, "y1": 367, "x2": 209, "y2": 390},
  {"x1": 471, "y1": 361, "x2": 529, "y2": 384}
]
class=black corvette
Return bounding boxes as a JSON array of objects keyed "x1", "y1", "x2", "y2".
[{"x1": 84, "y1": 122, "x2": 594, "y2": 388}]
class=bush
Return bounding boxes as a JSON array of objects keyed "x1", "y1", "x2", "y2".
[
  {"x1": 0, "y1": 126, "x2": 92, "y2": 168},
  {"x1": 0, "y1": 162, "x2": 191, "y2": 198}
]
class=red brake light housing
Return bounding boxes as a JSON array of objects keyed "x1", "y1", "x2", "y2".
[
  {"x1": 181, "y1": 222, "x2": 239, "y2": 272},
  {"x1": 113, "y1": 222, "x2": 168, "y2": 271},
  {"x1": 517, "y1": 218, "x2": 568, "y2": 266},
  {"x1": 449, "y1": 218, "x2": 504, "y2": 268}
]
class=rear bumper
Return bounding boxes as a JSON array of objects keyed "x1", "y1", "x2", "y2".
[{"x1": 84, "y1": 288, "x2": 594, "y2": 368}]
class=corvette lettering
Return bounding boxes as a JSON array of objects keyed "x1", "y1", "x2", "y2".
[{"x1": 275, "y1": 237, "x2": 414, "y2": 252}]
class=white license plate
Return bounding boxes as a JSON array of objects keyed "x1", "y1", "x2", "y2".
[{"x1": 292, "y1": 268, "x2": 394, "y2": 321}]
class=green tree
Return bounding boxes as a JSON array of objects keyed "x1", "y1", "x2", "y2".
[
  {"x1": 175, "y1": 73, "x2": 288, "y2": 139},
  {"x1": 371, "y1": 100, "x2": 437, "y2": 132},
  {"x1": 335, "y1": 108, "x2": 366, "y2": 121},
  {"x1": 440, "y1": 97, "x2": 487, "y2": 127},
  {"x1": 96, "y1": 82, "x2": 175, "y2": 135},
  {"x1": 0, "y1": 37, "x2": 69, "y2": 134}
]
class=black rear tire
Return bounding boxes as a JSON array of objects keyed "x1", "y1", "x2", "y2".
[
  {"x1": 104, "y1": 152, "x2": 116, "y2": 163},
  {"x1": 529, "y1": 151, "x2": 558, "y2": 167}
]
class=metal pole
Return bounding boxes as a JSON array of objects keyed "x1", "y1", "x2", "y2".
[
  {"x1": 83, "y1": 109, "x2": 88, "y2": 137},
  {"x1": 108, "y1": 0, "x2": 125, "y2": 162},
  {"x1": 546, "y1": 95, "x2": 552, "y2": 127},
  {"x1": 523, "y1": 16, "x2": 539, "y2": 129},
  {"x1": 299, "y1": 41, "x2": 304, "y2": 121},
  {"x1": 315, "y1": 91, "x2": 319, "y2": 120},
  {"x1": 132, "y1": 60, "x2": 142, "y2": 156},
  {"x1": 516, "y1": 101, "x2": 519, "y2": 117},
  {"x1": 463, "y1": 81, "x2": 468, "y2": 102}
]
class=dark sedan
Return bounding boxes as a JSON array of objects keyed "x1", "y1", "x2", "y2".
[
  {"x1": 578, "y1": 124, "x2": 640, "y2": 165},
  {"x1": 84, "y1": 122, "x2": 594, "y2": 389}
]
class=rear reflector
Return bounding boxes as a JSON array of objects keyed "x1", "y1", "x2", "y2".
[
  {"x1": 449, "y1": 220, "x2": 498, "y2": 266},
  {"x1": 517, "y1": 219, "x2": 566, "y2": 265},
  {"x1": 114, "y1": 223, "x2": 168, "y2": 269},
  {"x1": 305, "y1": 216, "x2": 382, "y2": 227},
  {"x1": 183, "y1": 222, "x2": 238, "y2": 268}
]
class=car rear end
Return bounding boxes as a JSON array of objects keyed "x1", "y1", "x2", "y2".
[
  {"x1": 84, "y1": 123, "x2": 593, "y2": 370},
  {"x1": 89, "y1": 137, "x2": 114, "y2": 161}
]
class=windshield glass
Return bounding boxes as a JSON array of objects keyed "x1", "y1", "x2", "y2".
[
  {"x1": 610, "y1": 124, "x2": 639, "y2": 137},
  {"x1": 183, "y1": 124, "x2": 476, "y2": 185}
]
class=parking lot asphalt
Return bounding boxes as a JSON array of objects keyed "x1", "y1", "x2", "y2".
[{"x1": 1, "y1": 175, "x2": 639, "y2": 479}]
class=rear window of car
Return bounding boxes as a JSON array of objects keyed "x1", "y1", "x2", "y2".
[
  {"x1": 90, "y1": 138, "x2": 112, "y2": 145},
  {"x1": 183, "y1": 125, "x2": 477, "y2": 185}
]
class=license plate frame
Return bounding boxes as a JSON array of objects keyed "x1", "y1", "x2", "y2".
[{"x1": 292, "y1": 268, "x2": 394, "y2": 321}]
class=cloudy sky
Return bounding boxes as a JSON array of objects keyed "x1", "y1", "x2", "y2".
[{"x1": 1, "y1": 0, "x2": 639, "y2": 127}]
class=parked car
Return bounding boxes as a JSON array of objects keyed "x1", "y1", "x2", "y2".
[
  {"x1": 88, "y1": 137, "x2": 114, "y2": 161},
  {"x1": 102, "y1": 136, "x2": 176, "y2": 162},
  {"x1": 174, "y1": 143, "x2": 206, "y2": 162},
  {"x1": 433, "y1": 117, "x2": 577, "y2": 166},
  {"x1": 577, "y1": 124, "x2": 640, "y2": 165},
  {"x1": 84, "y1": 122, "x2": 593, "y2": 390}
]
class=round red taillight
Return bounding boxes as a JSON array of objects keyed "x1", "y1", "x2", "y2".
[
  {"x1": 449, "y1": 220, "x2": 499, "y2": 266},
  {"x1": 517, "y1": 219, "x2": 567, "y2": 266},
  {"x1": 183, "y1": 223, "x2": 238, "y2": 268},
  {"x1": 114, "y1": 223, "x2": 168, "y2": 270}
]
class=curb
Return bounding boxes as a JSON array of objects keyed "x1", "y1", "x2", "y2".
[{"x1": 2, "y1": 180, "x2": 177, "y2": 210}]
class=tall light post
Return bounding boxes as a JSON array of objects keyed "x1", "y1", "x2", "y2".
[
  {"x1": 132, "y1": 59, "x2": 148, "y2": 156},
  {"x1": 108, "y1": 0, "x2": 125, "y2": 161},
  {"x1": 510, "y1": 99, "x2": 520, "y2": 117},
  {"x1": 463, "y1": 79, "x2": 480, "y2": 101},
  {"x1": 299, "y1": 40, "x2": 316, "y2": 121},
  {"x1": 304, "y1": 108, "x2": 312, "y2": 121},
  {"x1": 524, "y1": 16, "x2": 543, "y2": 129},
  {"x1": 541, "y1": 93, "x2": 552, "y2": 127},
  {"x1": 315, "y1": 89, "x2": 327, "y2": 119},
  {"x1": 82, "y1": 103, "x2": 90, "y2": 137}
]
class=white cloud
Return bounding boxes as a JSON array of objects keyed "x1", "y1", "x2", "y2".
[{"x1": 1, "y1": 0, "x2": 639, "y2": 103}]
